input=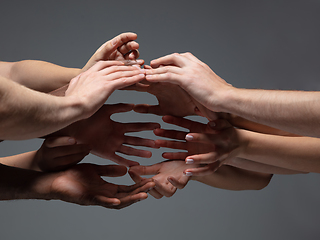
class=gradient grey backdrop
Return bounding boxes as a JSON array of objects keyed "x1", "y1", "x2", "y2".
[{"x1": 1, "y1": 0, "x2": 320, "y2": 239}]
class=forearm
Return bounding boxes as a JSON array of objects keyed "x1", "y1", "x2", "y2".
[
  {"x1": 238, "y1": 129, "x2": 320, "y2": 173},
  {"x1": 0, "y1": 151, "x2": 40, "y2": 171},
  {"x1": 0, "y1": 163, "x2": 54, "y2": 200},
  {"x1": 226, "y1": 157, "x2": 306, "y2": 175},
  {"x1": 191, "y1": 165, "x2": 272, "y2": 190},
  {"x1": 219, "y1": 88, "x2": 320, "y2": 137},
  {"x1": 1, "y1": 60, "x2": 80, "y2": 93},
  {"x1": 0, "y1": 76, "x2": 83, "y2": 140}
]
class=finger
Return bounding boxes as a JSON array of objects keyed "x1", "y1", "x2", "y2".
[
  {"x1": 150, "y1": 53, "x2": 186, "y2": 68},
  {"x1": 118, "y1": 179, "x2": 155, "y2": 193},
  {"x1": 94, "y1": 32, "x2": 138, "y2": 60},
  {"x1": 86, "y1": 60, "x2": 125, "y2": 73},
  {"x1": 109, "y1": 73, "x2": 146, "y2": 90},
  {"x1": 133, "y1": 104, "x2": 164, "y2": 115},
  {"x1": 123, "y1": 122, "x2": 161, "y2": 133},
  {"x1": 208, "y1": 119, "x2": 232, "y2": 131},
  {"x1": 103, "y1": 103, "x2": 134, "y2": 115},
  {"x1": 153, "y1": 128, "x2": 187, "y2": 140},
  {"x1": 185, "y1": 152, "x2": 219, "y2": 164},
  {"x1": 100, "y1": 65, "x2": 145, "y2": 78},
  {"x1": 111, "y1": 154, "x2": 139, "y2": 167},
  {"x1": 162, "y1": 115, "x2": 207, "y2": 132},
  {"x1": 184, "y1": 162, "x2": 221, "y2": 176},
  {"x1": 118, "y1": 145, "x2": 152, "y2": 158},
  {"x1": 92, "y1": 195, "x2": 121, "y2": 207},
  {"x1": 118, "y1": 41, "x2": 139, "y2": 56},
  {"x1": 128, "y1": 169, "x2": 145, "y2": 183},
  {"x1": 126, "y1": 51, "x2": 140, "y2": 60},
  {"x1": 185, "y1": 132, "x2": 219, "y2": 144},
  {"x1": 145, "y1": 68, "x2": 183, "y2": 84},
  {"x1": 167, "y1": 176, "x2": 189, "y2": 189},
  {"x1": 48, "y1": 144, "x2": 91, "y2": 159},
  {"x1": 162, "y1": 151, "x2": 188, "y2": 160},
  {"x1": 155, "y1": 139, "x2": 187, "y2": 150},
  {"x1": 147, "y1": 188, "x2": 164, "y2": 199},
  {"x1": 124, "y1": 136, "x2": 158, "y2": 148},
  {"x1": 49, "y1": 152, "x2": 90, "y2": 171},
  {"x1": 116, "y1": 192, "x2": 149, "y2": 209},
  {"x1": 153, "y1": 179, "x2": 177, "y2": 198},
  {"x1": 129, "y1": 164, "x2": 161, "y2": 176},
  {"x1": 44, "y1": 136, "x2": 77, "y2": 148},
  {"x1": 95, "y1": 164, "x2": 128, "y2": 177}
]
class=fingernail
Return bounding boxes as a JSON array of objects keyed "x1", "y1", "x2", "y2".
[
  {"x1": 209, "y1": 121, "x2": 216, "y2": 128},
  {"x1": 68, "y1": 138, "x2": 76, "y2": 144},
  {"x1": 185, "y1": 134, "x2": 193, "y2": 141},
  {"x1": 184, "y1": 171, "x2": 193, "y2": 176},
  {"x1": 186, "y1": 159, "x2": 194, "y2": 164},
  {"x1": 139, "y1": 74, "x2": 145, "y2": 77}
]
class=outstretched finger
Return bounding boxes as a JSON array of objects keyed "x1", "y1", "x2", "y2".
[
  {"x1": 162, "y1": 115, "x2": 207, "y2": 132},
  {"x1": 154, "y1": 128, "x2": 187, "y2": 141},
  {"x1": 123, "y1": 122, "x2": 161, "y2": 133},
  {"x1": 185, "y1": 152, "x2": 219, "y2": 165},
  {"x1": 150, "y1": 53, "x2": 187, "y2": 68},
  {"x1": 104, "y1": 103, "x2": 134, "y2": 115},
  {"x1": 133, "y1": 104, "x2": 164, "y2": 116},
  {"x1": 109, "y1": 154, "x2": 139, "y2": 167},
  {"x1": 95, "y1": 164, "x2": 128, "y2": 177},
  {"x1": 184, "y1": 162, "x2": 221, "y2": 177},
  {"x1": 124, "y1": 136, "x2": 158, "y2": 149},
  {"x1": 162, "y1": 151, "x2": 188, "y2": 160},
  {"x1": 117, "y1": 145, "x2": 152, "y2": 158},
  {"x1": 155, "y1": 139, "x2": 187, "y2": 150}
]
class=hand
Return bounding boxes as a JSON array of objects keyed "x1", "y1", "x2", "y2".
[
  {"x1": 47, "y1": 163, "x2": 155, "y2": 209},
  {"x1": 34, "y1": 136, "x2": 90, "y2": 172},
  {"x1": 82, "y1": 32, "x2": 143, "y2": 72},
  {"x1": 65, "y1": 61, "x2": 145, "y2": 119},
  {"x1": 55, "y1": 103, "x2": 160, "y2": 167},
  {"x1": 154, "y1": 115, "x2": 245, "y2": 175},
  {"x1": 129, "y1": 160, "x2": 192, "y2": 199},
  {"x1": 124, "y1": 65, "x2": 197, "y2": 117},
  {"x1": 145, "y1": 52, "x2": 232, "y2": 113}
]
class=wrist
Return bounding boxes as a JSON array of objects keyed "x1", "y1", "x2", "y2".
[{"x1": 209, "y1": 84, "x2": 237, "y2": 113}]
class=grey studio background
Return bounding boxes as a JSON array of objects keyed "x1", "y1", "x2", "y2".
[{"x1": 0, "y1": 0, "x2": 320, "y2": 239}]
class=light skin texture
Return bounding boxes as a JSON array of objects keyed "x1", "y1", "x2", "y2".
[
  {"x1": 129, "y1": 160, "x2": 272, "y2": 199},
  {"x1": 0, "y1": 162, "x2": 154, "y2": 209},
  {"x1": 145, "y1": 52, "x2": 320, "y2": 137},
  {"x1": 0, "y1": 32, "x2": 142, "y2": 93},
  {"x1": 124, "y1": 65, "x2": 196, "y2": 117},
  {"x1": 0, "y1": 32, "x2": 144, "y2": 140},
  {"x1": 156, "y1": 115, "x2": 314, "y2": 175}
]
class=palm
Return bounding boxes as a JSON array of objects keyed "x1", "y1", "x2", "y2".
[
  {"x1": 51, "y1": 163, "x2": 153, "y2": 209},
  {"x1": 55, "y1": 104, "x2": 159, "y2": 166}
]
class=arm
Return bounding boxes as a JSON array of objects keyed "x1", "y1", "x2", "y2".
[
  {"x1": 145, "y1": 52, "x2": 320, "y2": 137},
  {"x1": 0, "y1": 61, "x2": 145, "y2": 140},
  {"x1": 0, "y1": 162, "x2": 154, "y2": 209},
  {"x1": 155, "y1": 115, "x2": 316, "y2": 174},
  {"x1": 129, "y1": 160, "x2": 272, "y2": 199},
  {"x1": 0, "y1": 60, "x2": 80, "y2": 93},
  {"x1": 0, "y1": 32, "x2": 142, "y2": 93}
]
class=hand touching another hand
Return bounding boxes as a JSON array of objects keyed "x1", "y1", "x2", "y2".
[
  {"x1": 34, "y1": 136, "x2": 90, "y2": 172},
  {"x1": 82, "y1": 32, "x2": 143, "y2": 72},
  {"x1": 145, "y1": 52, "x2": 232, "y2": 113},
  {"x1": 129, "y1": 160, "x2": 193, "y2": 199},
  {"x1": 53, "y1": 103, "x2": 160, "y2": 167},
  {"x1": 154, "y1": 115, "x2": 246, "y2": 176}
]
